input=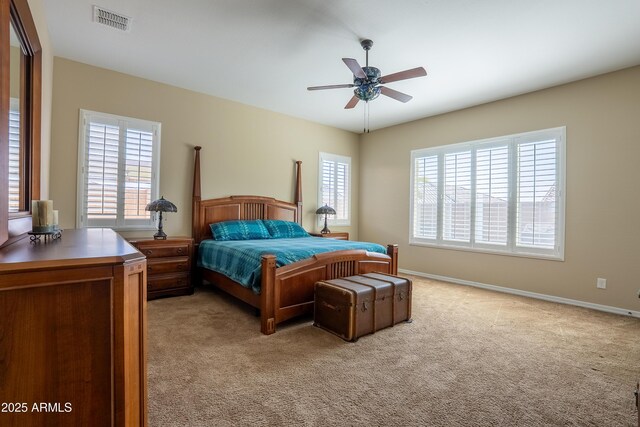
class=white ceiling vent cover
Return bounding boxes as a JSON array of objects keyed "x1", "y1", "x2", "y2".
[{"x1": 93, "y1": 5, "x2": 130, "y2": 32}]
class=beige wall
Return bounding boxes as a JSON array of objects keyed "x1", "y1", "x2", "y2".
[
  {"x1": 50, "y1": 58, "x2": 359, "y2": 239},
  {"x1": 360, "y1": 66, "x2": 640, "y2": 311}
]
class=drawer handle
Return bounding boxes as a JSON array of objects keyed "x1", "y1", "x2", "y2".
[
  {"x1": 148, "y1": 266, "x2": 153, "y2": 272},
  {"x1": 176, "y1": 247, "x2": 184, "y2": 254},
  {"x1": 177, "y1": 264, "x2": 186, "y2": 270},
  {"x1": 145, "y1": 249, "x2": 153, "y2": 255}
]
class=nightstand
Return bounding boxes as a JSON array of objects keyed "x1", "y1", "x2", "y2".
[
  {"x1": 128, "y1": 237, "x2": 194, "y2": 300},
  {"x1": 310, "y1": 232, "x2": 349, "y2": 240}
]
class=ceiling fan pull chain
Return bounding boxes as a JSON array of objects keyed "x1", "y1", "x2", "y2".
[
  {"x1": 363, "y1": 101, "x2": 367, "y2": 133},
  {"x1": 363, "y1": 101, "x2": 371, "y2": 133}
]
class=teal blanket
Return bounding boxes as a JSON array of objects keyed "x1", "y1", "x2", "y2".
[{"x1": 198, "y1": 237, "x2": 387, "y2": 293}]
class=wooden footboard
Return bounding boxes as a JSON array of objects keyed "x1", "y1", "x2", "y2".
[{"x1": 259, "y1": 244, "x2": 398, "y2": 334}]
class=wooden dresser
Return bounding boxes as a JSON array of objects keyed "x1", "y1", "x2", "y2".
[
  {"x1": 128, "y1": 237, "x2": 193, "y2": 300},
  {"x1": 0, "y1": 228, "x2": 147, "y2": 427}
]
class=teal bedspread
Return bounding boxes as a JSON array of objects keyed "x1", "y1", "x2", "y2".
[{"x1": 198, "y1": 237, "x2": 387, "y2": 293}]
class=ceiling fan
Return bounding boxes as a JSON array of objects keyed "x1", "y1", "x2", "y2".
[{"x1": 307, "y1": 39, "x2": 427, "y2": 109}]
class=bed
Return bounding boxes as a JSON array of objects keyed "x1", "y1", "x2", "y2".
[{"x1": 191, "y1": 146, "x2": 398, "y2": 334}]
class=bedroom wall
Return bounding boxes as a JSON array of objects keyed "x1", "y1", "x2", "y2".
[
  {"x1": 49, "y1": 57, "x2": 360, "y2": 239},
  {"x1": 359, "y1": 66, "x2": 640, "y2": 312}
]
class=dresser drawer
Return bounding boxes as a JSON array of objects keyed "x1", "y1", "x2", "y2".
[
  {"x1": 147, "y1": 257, "x2": 190, "y2": 275},
  {"x1": 136, "y1": 243, "x2": 190, "y2": 258},
  {"x1": 148, "y1": 273, "x2": 190, "y2": 292}
]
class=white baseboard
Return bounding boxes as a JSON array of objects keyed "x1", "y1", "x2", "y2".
[{"x1": 399, "y1": 268, "x2": 640, "y2": 318}]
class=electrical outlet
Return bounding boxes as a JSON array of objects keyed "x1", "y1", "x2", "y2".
[{"x1": 596, "y1": 278, "x2": 607, "y2": 289}]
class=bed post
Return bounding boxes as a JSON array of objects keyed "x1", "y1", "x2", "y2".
[
  {"x1": 192, "y1": 146, "x2": 202, "y2": 243},
  {"x1": 294, "y1": 160, "x2": 302, "y2": 225},
  {"x1": 260, "y1": 254, "x2": 277, "y2": 335},
  {"x1": 387, "y1": 244, "x2": 398, "y2": 275}
]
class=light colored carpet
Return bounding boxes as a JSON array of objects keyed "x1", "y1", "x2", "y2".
[{"x1": 148, "y1": 276, "x2": 640, "y2": 426}]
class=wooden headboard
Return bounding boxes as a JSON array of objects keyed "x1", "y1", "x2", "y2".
[{"x1": 191, "y1": 147, "x2": 303, "y2": 244}]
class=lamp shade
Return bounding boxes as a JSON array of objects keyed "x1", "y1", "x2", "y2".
[
  {"x1": 315, "y1": 204, "x2": 336, "y2": 215},
  {"x1": 145, "y1": 196, "x2": 177, "y2": 213}
]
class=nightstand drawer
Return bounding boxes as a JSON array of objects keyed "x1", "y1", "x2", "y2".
[
  {"x1": 136, "y1": 243, "x2": 190, "y2": 258},
  {"x1": 148, "y1": 273, "x2": 190, "y2": 292},
  {"x1": 147, "y1": 257, "x2": 190, "y2": 275}
]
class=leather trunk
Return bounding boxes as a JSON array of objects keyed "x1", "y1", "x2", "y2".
[{"x1": 313, "y1": 273, "x2": 412, "y2": 342}]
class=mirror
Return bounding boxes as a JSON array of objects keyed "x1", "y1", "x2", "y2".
[
  {"x1": 8, "y1": 22, "x2": 22, "y2": 213},
  {"x1": 1, "y1": 0, "x2": 42, "y2": 247}
]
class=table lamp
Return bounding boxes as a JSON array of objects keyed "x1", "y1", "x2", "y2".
[
  {"x1": 145, "y1": 196, "x2": 177, "y2": 240},
  {"x1": 315, "y1": 204, "x2": 336, "y2": 234}
]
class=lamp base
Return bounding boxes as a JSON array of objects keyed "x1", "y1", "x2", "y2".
[
  {"x1": 321, "y1": 215, "x2": 331, "y2": 234},
  {"x1": 153, "y1": 230, "x2": 167, "y2": 240},
  {"x1": 154, "y1": 211, "x2": 167, "y2": 239}
]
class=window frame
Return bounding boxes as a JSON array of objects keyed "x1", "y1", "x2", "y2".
[
  {"x1": 76, "y1": 109, "x2": 161, "y2": 231},
  {"x1": 317, "y1": 152, "x2": 351, "y2": 227},
  {"x1": 409, "y1": 126, "x2": 566, "y2": 261}
]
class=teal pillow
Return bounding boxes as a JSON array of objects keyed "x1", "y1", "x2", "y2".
[
  {"x1": 210, "y1": 220, "x2": 271, "y2": 241},
  {"x1": 262, "y1": 220, "x2": 309, "y2": 239}
]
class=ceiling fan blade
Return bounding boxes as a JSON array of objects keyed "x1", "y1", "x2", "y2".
[
  {"x1": 342, "y1": 58, "x2": 367, "y2": 79},
  {"x1": 380, "y1": 86, "x2": 413, "y2": 103},
  {"x1": 344, "y1": 95, "x2": 360, "y2": 109},
  {"x1": 307, "y1": 84, "x2": 355, "y2": 91},
  {"x1": 379, "y1": 67, "x2": 427, "y2": 84}
]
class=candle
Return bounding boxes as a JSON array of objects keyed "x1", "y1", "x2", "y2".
[{"x1": 32, "y1": 200, "x2": 54, "y2": 232}]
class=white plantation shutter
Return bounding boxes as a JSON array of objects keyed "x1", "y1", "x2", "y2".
[
  {"x1": 516, "y1": 138, "x2": 557, "y2": 250},
  {"x1": 410, "y1": 127, "x2": 564, "y2": 260},
  {"x1": 124, "y1": 128, "x2": 154, "y2": 219},
  {"x1": 8, "y1": 98, "x2": 20, "y2": 212},
  {"x1": 443, "y1": 150, "x2": 471, "y2": 242},
  {"x1": 412, "y1": 155, "x2": 438, "y2": 239},
  {"x1": 475, "y1": 145, "x2": 509, "y2": 245},
  {"x1": 319, "y1": 152, "x2": 351, "y2": 226},
  {"x1": 86, "y1": 120, "x2": 119, "y2": 221},
  {"x1": 78, "y1": 110, "x2": 160, "y2": 229}
]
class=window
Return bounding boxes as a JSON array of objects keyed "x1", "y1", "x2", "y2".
[
  {"x1": 318, "y1": 152, "x2": 351, "y2": 226},
  {"x1": 77, "y1": 110, "x2": 161, "y2": 229},
  {"x1": 410, "y1": 127, "x2": 565, "y2": 260},
  {"x1": 8, "y1": 98, "x2": 20, "y2": 212}
]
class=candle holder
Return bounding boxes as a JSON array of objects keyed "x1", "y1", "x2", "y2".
[{"x1": 28, "y1": 227, "x2": 63, "y2": 243}]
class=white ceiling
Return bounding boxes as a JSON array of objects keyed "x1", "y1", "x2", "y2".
[{"x1": 43, "y1": 0, "x2": 640, "y2": 134}]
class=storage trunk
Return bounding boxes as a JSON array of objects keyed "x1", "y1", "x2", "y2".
[{"x1": 313, "y1": 273, "x2": 412, "y2": 341}]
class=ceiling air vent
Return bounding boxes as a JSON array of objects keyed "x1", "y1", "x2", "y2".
[{"x1": 93, "y1": 5, "x2": 130, "y2": 32}]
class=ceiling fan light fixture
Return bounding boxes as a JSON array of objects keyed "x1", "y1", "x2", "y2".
[
  {"x1": 353, "y1": 66, "x2": 381, "y2": 101},
  {"x1": 354, "y1": 85, "x2": 381, "y2": 102}
]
